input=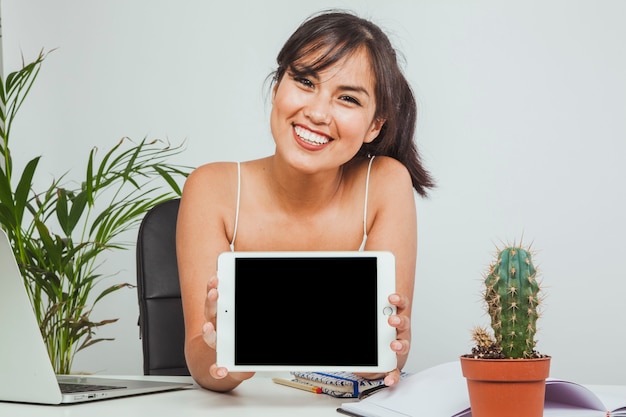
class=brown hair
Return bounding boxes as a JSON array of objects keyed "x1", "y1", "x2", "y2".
[{"x1": 271, "y1": 10, "x2": 435, "y2": 197}]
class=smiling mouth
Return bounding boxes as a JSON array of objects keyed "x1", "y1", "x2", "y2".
[{"x1": 294, "y1": 125, "x2": 332, "y2": 146}]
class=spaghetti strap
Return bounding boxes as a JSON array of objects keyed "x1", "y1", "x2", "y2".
[
  {"x1": 230, "y1": 162, "x2": 241, "y2": 252},
  {"x1": 358, "y1": 156, "x2": 375, "y2": 251}
]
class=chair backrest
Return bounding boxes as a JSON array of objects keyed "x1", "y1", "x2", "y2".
[{"x1": 136, "y1": 198, "x2": 190, "y2": 375}]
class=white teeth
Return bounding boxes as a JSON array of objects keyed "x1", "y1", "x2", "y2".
[{"x1": 294, "y1": 125, "x2": 330, "y2": 145}]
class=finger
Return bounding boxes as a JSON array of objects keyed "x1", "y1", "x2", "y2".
[
  {"x1": 209, "y1": 363, "x2": 229, "y2": 379},
  {"x1": 204, "y1": 287, "x2": 219, "y2": 321},
  {"x1": 388, "y1": 314, "x2": 410, "y2": 332},
  {"x1": 202, "y1": 321, "x2": 217, "y2": 349},
  {"x1": 391, "y1": 338, "x2": 410, "y2": 356},
  {"x1": 383, "y1": 368, "x2": 401, "y2": 387},
  {"x1": 388, "y1": 293, "x2": 409, "y2": 310},
  {"x1": 207, "y1": 275, "x2": 218, "y2": 291}
]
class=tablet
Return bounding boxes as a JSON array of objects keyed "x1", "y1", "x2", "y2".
[{"x1": 216, "y1": 251, "x2": 397, "y2": 372}]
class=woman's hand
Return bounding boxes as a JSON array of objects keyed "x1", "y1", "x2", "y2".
[
  {"x1": 356, "y1": 292, "x2": 411, "y2": 386},
  {"x1": 202, "y1": 276, "x2": 255, "y2": 383},
  {"x1": 384, "y1": 292, "x2": 411, "y2": 386}
]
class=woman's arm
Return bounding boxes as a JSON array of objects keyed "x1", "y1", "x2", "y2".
[
  {"x1": 176, "y1": 163, "x2": 254, "y2": 391},
  {"x1": 363, "y1": 156, "x2": 418, "y2": 385}
]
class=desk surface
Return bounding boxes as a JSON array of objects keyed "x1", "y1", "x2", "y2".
[{"x1": 0, "y1": 373, "x2": 355, "y2": 417}]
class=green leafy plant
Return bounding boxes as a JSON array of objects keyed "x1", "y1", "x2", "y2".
[
  {"x1": 467, "y1": 244, "x2": 547, "y2": 359},
  {"x1": 0, "y1": 50, "x2": 189, "y2": 374}
]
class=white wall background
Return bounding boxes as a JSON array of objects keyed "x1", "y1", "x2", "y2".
[{"x1": 2, "y1": 0, "x2": 625, "y2": 385}]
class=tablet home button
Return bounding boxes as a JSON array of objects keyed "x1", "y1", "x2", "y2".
[{"x1": 383, "y1": 306, "x2": 393, "y2": 316}]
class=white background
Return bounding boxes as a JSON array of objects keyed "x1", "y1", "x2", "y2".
[{"x1": 1, "y1": 0, "x2": 625, "y2": 385}]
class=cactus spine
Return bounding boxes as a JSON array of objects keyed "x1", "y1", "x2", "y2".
[{"x1": 484, "y1": 245, "x2": 540, "y2": 359}]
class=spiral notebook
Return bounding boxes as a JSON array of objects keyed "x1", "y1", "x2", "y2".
[{"x1": 291, "y1": 371, "x2": 386, "y2": 398}]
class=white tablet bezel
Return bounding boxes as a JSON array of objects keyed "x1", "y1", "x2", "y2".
[{"x1": 216, "y1": 251, "x2": 397, "y2": 373}]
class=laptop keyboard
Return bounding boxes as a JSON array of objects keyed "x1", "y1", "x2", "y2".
[{"x1": 59, "y1": 383, "x2": 126, "y2": 393}]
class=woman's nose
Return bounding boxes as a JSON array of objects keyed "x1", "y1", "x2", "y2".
[{"x1": 304, "y1": 96, "x2": 331, "y2": 125}]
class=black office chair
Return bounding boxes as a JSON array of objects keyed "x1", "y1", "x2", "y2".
[{"x1": 136, "y1": 198, "x2": 190, "y2": 376}]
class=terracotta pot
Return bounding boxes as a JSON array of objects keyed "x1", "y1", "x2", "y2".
[{"x1": 460, "y1": 356, "x2": 551, "y2": 417}]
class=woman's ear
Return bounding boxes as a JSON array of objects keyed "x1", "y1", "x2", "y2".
[{"x1": 364, "y1": 117, "x2": 386, "y2": 143}]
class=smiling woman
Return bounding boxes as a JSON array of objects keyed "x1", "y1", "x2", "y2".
[{"x1": 175, "y1": 10, "x2": 435, "y2": 393}]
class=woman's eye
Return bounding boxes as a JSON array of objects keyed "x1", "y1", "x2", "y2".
[
  {"x1": 340, "y1": 95, "x2": 361, "y2": 106},
  {"x1": 294, "y1": 77, "x2": 314, "y2": 88}
]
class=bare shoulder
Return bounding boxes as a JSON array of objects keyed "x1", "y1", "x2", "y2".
[
  {"x1": 183, "y1": 161, "x2": 238, "y2": 194},
  {"x1": 178, "y1": 161, "x2": 241, "y2": 227},
  {"x1": 344, "y1": 156, "x2": 414, "y2": 216},
  {"x1": 177, "y1": 162, "x2": 242, "y2": 250},
  {"x1": 369, "y1": 156, "x2": 413, "y2": 192}
]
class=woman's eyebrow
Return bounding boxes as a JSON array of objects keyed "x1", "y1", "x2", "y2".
[{"x1": 338, "y1": 84, "x2": 370, "y2": 97}]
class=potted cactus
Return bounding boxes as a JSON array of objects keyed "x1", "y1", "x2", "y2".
[{"x1": 460, "y1": 244, "x2": 551, "y2": 417}]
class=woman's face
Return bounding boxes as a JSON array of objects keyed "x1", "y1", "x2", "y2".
[{"x1": 270, "y1": 47, "x2": 384, "y2": 174}]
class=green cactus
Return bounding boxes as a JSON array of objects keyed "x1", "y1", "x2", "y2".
[{"x1": 484, "y1": 245, "x2": 541, "y2": 359}]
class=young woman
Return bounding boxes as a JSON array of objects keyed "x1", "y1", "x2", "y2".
[{"x1": 176, "y1": 10, "x2": 435, "y2": 392}]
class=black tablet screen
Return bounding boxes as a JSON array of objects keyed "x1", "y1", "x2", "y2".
[{"x1": 233, "y1": 256, "x2": 379, "y2": 366}]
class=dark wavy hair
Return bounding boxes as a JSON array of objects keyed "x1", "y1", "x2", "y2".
[{"x1": 270, "y1": 10, "x2": 435, "y2": 197}]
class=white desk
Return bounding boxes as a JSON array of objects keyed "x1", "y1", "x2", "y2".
[{"x1": 0, "y1": 373, "x2": 355, "y2": 417}]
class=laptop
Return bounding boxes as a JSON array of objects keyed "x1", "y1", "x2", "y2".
[{"x1": 0, "y1": 229, "x2": 192, "y2": 404}]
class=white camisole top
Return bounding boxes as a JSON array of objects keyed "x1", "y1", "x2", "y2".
[{"x1": 229, "y1": 156, "x2": 375, "y2": 252}]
